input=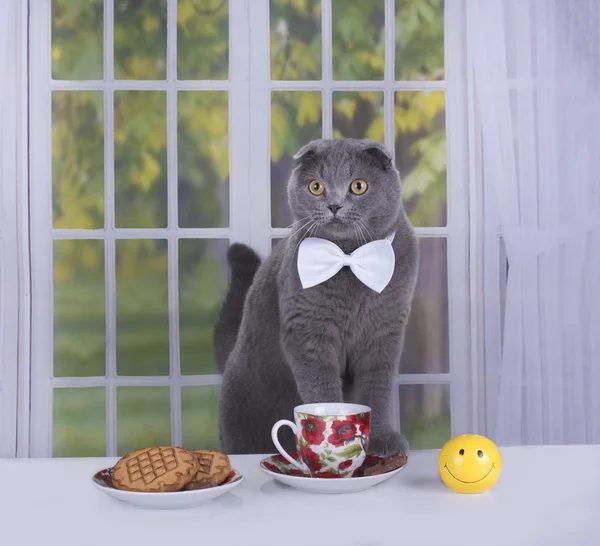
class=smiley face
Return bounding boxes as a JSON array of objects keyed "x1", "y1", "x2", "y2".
[{"x1": 438, "y1": 434, "x2": 502, "y2": 494}]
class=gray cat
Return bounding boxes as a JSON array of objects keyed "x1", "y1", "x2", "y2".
[{"x1": 215, "y1": 138, "x2": 419, "y2": 456}]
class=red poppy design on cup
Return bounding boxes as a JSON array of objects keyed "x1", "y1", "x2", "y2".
[
  {"x1": 300, "y1": 416, "x2": 326, "y2": 445},
  {"x1": 300, "y1": 446, "x2": 323, "y2": 472},
  {"x1": 262, "y1": 461, "x2": 279, "y2": 473},
  {"x1": 315, "y1": 471, "x2": 341, "y2": 479},
  {"x1": 327, "y1": 419, "x2": 357, "y2": 447},
  {"x1": 338, "y1": 459, "x2": 353, "y2": 471},
  {"x1": 348, "y1": 412, "x2": 371, "y2": 437}
]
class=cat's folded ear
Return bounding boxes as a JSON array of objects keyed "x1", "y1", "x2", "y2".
[
  {"x1": 293, "y1": 139, "x2": 326, "y2": 164},
  {"x1": 360, "y1": 139, "x2": 393, "y2": 169}
]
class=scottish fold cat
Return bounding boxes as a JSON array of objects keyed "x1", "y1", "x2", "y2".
[{"x1": 215, "y1": 138, "x2": 419, "y2": 455}]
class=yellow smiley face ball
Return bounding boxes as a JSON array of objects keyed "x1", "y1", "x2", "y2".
[{"x1": 438, "y1": 434, "x2": 502, "y2": 494}]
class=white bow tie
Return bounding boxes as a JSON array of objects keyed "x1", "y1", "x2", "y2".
[{"x1": 297, "y1": 234, "x2": 395, "y2": 294}]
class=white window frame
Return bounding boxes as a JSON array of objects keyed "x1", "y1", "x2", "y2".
[
  {"x1": 14, "y1": 0, "x2": 480, "y2": 457},
  {"x1": 0, "y1": 0, "x2": 29, "y2": 458}
]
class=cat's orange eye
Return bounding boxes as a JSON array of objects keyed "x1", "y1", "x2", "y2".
[
  {"x1": 309, "y1": 180, "x2": 325, "y2": 196},
  {"x1": 350, "y1": 179, "x2": 368, "y2": 195}
]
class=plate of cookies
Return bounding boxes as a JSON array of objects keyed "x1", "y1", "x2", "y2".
[{"x1": 92, "y1": 446, "x2": 243, "y2": 509}]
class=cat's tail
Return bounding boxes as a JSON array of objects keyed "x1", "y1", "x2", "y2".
[{"x1": 214, "y1": 243, "x2": 261, "y2": 373}]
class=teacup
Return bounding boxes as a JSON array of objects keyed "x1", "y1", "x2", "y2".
[{"x1": 271, "y1": 403, "x2": 371, "y2": 478}]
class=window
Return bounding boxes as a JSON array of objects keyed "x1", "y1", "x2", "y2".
[{"x1": 27, "y1": 0, "x2": 472, "y2": 457}]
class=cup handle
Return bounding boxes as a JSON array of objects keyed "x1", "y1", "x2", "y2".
[{"x1": 271, "y1": 420, "x2": 310, "y2": 473}]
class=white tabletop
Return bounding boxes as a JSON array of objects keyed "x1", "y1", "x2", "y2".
[{"x1": 1, "y1": 445, "x2": 599, "y2": 546}]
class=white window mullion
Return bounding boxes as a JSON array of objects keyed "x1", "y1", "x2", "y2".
[
  {"x1": 229, "y1": 0, "x2": 252, "y2": 248},
  {"x1": 51, "y1": 374, "x2": 223, "y2": 388},
  {"x1": 49, "y1": 80, "x2": 231, "y2": 91},
  {"x1": 28, "y1": 0, "x2": 54, "y2": 457},
  {"x1": 103, "y1": 0, "x2": 118, "y2": 458},
  {"x1": 445, "y1": 0, "x2": 475, "y2": 437},
  {"x1": 52, "y1": 228, "x2": 232, "y2": 239},
  {"x1": 15, "y1": 0, "x2": 31, "y2": 458},
  {"x1": 105, "y1": 234, "x2": 117, "y2": 456},
  {"x1": 465, "y1": 0, "x2": 487, "y2": 438},
  {"x1": 0, "y1": 0, "x2": 25, "y2": 458},
  {"x1": 166, "y1": 0, "x2": 182, "y2": 449},
  {"x1": 321, "y1": 0, "x2": 332, "y2": 139},
  {"x1": 248, "y1": 0, "x2": 272, "y2": 257},
  {"x1": 383, "y1": 0, "x2": 395, "y2": 160},
  {"x1": 385, "y1": 0, "x2": 399, "y2": 433}
]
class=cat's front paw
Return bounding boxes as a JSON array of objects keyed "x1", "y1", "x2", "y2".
[{"x1": 369, "y1": 431, "x2": 409, "y2": 455}]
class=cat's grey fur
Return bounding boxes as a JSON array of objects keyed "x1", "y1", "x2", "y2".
[{"x1": 215, "y1": 138, "x2": 419, "y2": 455}]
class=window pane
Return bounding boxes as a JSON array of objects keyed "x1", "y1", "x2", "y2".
[
  {"x1": 52, "y1": 91, "x2": 104, "y2": 229},
  {"x1": 270, "y1": 0, "x2": 322, "y2": 80},
  {"x1": 332, "y1": 0, "x2": 385, "y2": 80},
  {"x1": 179, "y1": 239, "x2": 229, "y2": 375},
  {"x1": 333, "y1": 91, "x2": 384, "y2": 140},
  {"x1": 54, "y1": 240, "x2": 105, "y2": 377},
  {"x1": 395, "y1": 0, "x2": 444, "y2": 81},
  {"x1": 178, "y1": 91, "x2": 229, "y2": 228},
  {"x1": 52, "y1": 0, "x2": 103, "y2": 80},
  {"x1": 114, "y1": 0, "x2": 167, "y2": 80},
  {"x1": 181, "y1": 386, "x2": 220, "y2": 450},
  {"x1": 53, "y1": 387, "x2": 106, "y2": 457},
  {"x1": 399, "y1": 383, "x2": 450, "y2": 449},
  {"x1": 116, "y1": 239, "x2": 169, "y2": 376},
  {"x1": 114, "y1": 91, "x2": 167, "y2": 228},
  {"x1": 401, "y1": 237, "x2": 449, "y2": 373},
  {"x1": 271, "y1": 91, "x2": 322, "y2": 228},
  {"x1": 177, "y1": 0, "x2": 229, "y2": 79},
  {"x1": 117, "y1": 387, "x2": 171, "y2": 455},
  {"x1": 395, "y1": 91, "x2": 446, "y2": 227}
]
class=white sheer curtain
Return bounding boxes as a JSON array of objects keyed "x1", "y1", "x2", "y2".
[
  {"x1": 469, "y1": 0, "x2": 600, "y2": 445},
  {"x1": 0, "y1": 2, "x2": 15, "y2": 112}
]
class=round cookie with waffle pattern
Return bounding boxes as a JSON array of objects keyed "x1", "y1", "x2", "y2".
[
  {"x1": 112, "y1": 446, "x2": 199, "y2": 492},
  {"x1": 184, "y1": 450, "x2": 232, "y2": 490}
]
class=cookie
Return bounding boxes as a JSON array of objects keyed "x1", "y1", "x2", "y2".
[
  {"x1": 112, "y1": 446, "x2": 199, "y2": 493},
  {"x1": 362, "y1": 452, "x2": 408, "y2": 477},
  {"x1": 183, "y1": 450, "x2": 231, "y2": 491}
]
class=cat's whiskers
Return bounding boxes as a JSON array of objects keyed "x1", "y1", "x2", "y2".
[
  {"x1": 359, "y1": 225, "x2": 368, "y2": 246},
  {"x1": 357, "y1": 219, "x2": 376, "y2": 242},
  {"x1": 355, "y1": 222, "x2": 367, "y2": 245},
  {"x1": 307, "y1": 221, "x2": 321, "y2": 240},
  {"x1": 292, "y1": 220, "x2": 317, "y2": 256},
  {"x1": 291, "y1": 218, "x2": 315, "y2": 237},
  {"x1": 352, "y1": 223, "x2": 361, "y2": 248},
  {"x1": 284, "y1": 215, "x2": 312, "y2": 230}
]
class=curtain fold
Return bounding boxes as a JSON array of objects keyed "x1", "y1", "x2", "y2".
[
  {"x1": 469, "y1": 0, "x2": 600, "y2": 445},
  {"x1": 0, "y1": 1, "x2": 16, "y2": 124}
]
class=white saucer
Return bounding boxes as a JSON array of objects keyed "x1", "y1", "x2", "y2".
[
  {"x1": 259, "y1": 455, "x2": 406, "y2": 494},
  {"x1": 92, "y1": 467, "x2": 243, "y2": 509}
]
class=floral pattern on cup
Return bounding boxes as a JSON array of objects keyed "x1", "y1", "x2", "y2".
[
  {"x1": 271, "y1": 404, "x2": 371, "y2": 479},
  {"x1": 296, "y1": 411, "x2": 370, "y2": 477}
]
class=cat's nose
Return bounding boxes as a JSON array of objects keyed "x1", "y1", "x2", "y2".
[{"x1": 327, "y1": 204, "x2": 343, "y2": 215}]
